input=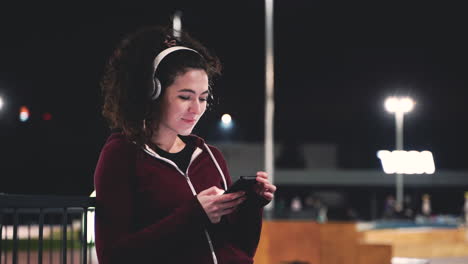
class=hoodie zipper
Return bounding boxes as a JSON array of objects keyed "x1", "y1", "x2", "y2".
[{"x1": 142, "y1": 145, "x2": 219, "y2": 264}]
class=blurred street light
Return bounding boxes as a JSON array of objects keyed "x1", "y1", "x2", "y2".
[
  {"x1": 218, "y1": 114, "x2": 234, "y2": 142},
  {"x1": 385, "y1": 96, "x2": 415, "y2": 208},
  {"x1": 42, "y1": 112, "x2": 53, "y2": 121},
  {"x1": 0, "y1": 96, "x2": 4, "y2": 111},
  {"x1": 221, "y1": 113, "x2": 232, "y2": 128},
  {"x1": 173, "y1": 11, "x2": 182, "y2": 40},
  {"x1": 19, "y1": 106, "x2": 30, "y2": 122}
]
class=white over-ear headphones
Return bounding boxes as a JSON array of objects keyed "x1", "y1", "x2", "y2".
[{"x1": 150, "y1": 46, "x2": 199, "y2": 100}]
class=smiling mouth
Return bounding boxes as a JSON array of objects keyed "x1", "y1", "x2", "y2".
[{"x1": 181, "y1": 118, "x2": 197, "y2": 123}]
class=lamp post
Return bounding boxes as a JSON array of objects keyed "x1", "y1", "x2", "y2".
[{"x1": 385, "y1": 96, "x2": 415, "y2": 208}]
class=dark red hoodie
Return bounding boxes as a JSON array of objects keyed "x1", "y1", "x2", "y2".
[{"x1": 94, "y1": 133, "x2": 266, "y2": 264}]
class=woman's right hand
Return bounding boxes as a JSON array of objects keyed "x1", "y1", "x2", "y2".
[{"x1": 197, "y1": 186, "x2": 246, "y2": 223}]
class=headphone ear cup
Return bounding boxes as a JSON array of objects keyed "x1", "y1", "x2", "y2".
[{"x1": 151, "y1": 77, "x2": 162, "y2": 100}]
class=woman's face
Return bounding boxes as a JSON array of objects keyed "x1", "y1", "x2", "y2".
[{"x1": 156, "y1": 68, "x2": 209, "y2": 137}]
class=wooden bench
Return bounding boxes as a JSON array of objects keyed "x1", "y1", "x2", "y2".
[{"x1": 254, "y1": 221, "x2": 392, "y2": 264}]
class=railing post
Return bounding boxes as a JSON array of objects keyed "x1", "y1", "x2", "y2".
[
  {"x1": 13, "y1": 208, "x2": 18, "y2": 264},
  {"x1": 0, "y1": 211, "x2": 3, "y2": 264},
  {"x1": 2, "y1": 216, "x2": 6, "y2": 264},
  {"x1": 0, "y1": 194, "x2": 96, "y2": 264},
  {"x1": 38, "y1": 208, "x2": 44, "y2": 264},
  {"x1": 82, "y1": 208, "x2": 88, "y2": 264},
  {"x1": 27, "y1": 221, "x2": 31, "y2": 264},
  {"x1": 62, "y1": 208, "x2": 68, "y2": 264},
  {"x1": 71, "y1": 215, "x2": 74, "y2": 264},
  {"x1": 49, "y1": 214, "x2": 53, "y2": 264}
]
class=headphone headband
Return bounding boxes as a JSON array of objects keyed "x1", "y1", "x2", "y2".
[{"x1": 150, "y1": 46, "x2": 199, "y2": 100}]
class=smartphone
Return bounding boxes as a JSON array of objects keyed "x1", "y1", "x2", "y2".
[{"x1": 224, "y1": 176, "x2": 258, "y2": 194}]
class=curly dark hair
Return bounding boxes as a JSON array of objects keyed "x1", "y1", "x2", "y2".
[{"x1": 100, "y1": 25, "x2": 222, "y2": 144}]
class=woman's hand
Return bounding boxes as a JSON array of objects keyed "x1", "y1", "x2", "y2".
[
  {"x1": 254, "y1": 171, "x2": 277, "y2": 201},
  {"x1": 197, "y1": 186, "x2": 246, "y2": 223}
]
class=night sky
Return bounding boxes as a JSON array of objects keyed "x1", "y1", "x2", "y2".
[{"x1": 0, "y1": 1, "x2": 467, "y2": 195}]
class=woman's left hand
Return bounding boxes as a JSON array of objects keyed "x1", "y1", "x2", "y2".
[{"x1": 254, "y1": 171, "x2": 277, "y2": 201}]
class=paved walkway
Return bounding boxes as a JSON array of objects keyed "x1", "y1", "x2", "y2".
[
  {"x1": 394, "y1": 257, "x2": 468, "y2": 264},
  {"x1": 428, "y1": 257, "x2": 468, "y2": 264}
]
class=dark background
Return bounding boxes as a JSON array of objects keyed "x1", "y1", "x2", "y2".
[{"x1": 0, "y1": 1, "x2": 467, "y2": 198}]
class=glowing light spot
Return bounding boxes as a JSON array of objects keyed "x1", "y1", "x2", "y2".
[
  {"x1": 42, "y1": 112, "x2": 52, "y2": 121},
  {"x1": 19, "y1": 106, "x2": 30, "y2": 122},
  {"x1": 385, "y1": 97, "x2": 415, "y2": 113},
  {"x1": 220, "y1": 114, "x2": 233, "y2": 130},
  {"x1": 377, "y1": 150, "x2": 435, "y2": 174},
  {"x1": 221, "y1": 114, "x2": 232, "y2": 125},
  {"x1": 173, "y1": 11, "x2": 182, "y2": 39}
]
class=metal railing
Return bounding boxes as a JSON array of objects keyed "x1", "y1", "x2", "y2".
[{"x1": 0, "y1": 193, "x2": 96, "y2": 264}]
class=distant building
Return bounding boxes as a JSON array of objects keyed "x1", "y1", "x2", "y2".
[{"x1": 213, "y1": 142, "x2": 337, "y2": 177}]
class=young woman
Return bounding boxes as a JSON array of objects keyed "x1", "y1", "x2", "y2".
[{"x1": 94, "y1": 25, "x2": 276, "y2": 264}]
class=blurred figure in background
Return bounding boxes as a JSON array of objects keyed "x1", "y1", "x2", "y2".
[
  {"x1": 290, "y1": 196, "x2": 303, "y2": 212},
  {"x1": 422, "y1": 194, "x2": 432, "y2": 217},
  {"x1": 403, "y1": 194, "x2": 415, "y2": 219},
  {"x1": 463, "y1": 192, "x2": 468, "y2": 225},
  {"x1": 303, "y1": 194, "x2": 319, "y2": 220},
  {"x1": 383, "y1": 195, "x2": 396, "y2": 219}
]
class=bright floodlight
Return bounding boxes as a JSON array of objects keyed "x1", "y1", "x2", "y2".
[
  {"x1": 377, "y1": 150, "x2": 435, "y2": 174},
  {"x1": 0, "y1": 96, "x2": 3, "y2": 110},
  {"x1": 221, "y1": 114, "x2": 232, "y2": 125},
  {"x1": 385, "y1": 96, "x2": 415, "y2": 113}
]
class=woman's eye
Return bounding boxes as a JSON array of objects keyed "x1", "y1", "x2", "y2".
[
  {"x1": 178, "y1": 96, "x2": 190, "y2": 100},
  {"x1": 199, "y1": 97, "x2": 208, "y2": 102}
]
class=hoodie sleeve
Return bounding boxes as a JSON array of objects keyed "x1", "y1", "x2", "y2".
[
  {"x1": 94, "y1": 136, "x2": 211, "y2": 264},
  {"x1": 208, "y1": 146, "x2": 266, "y2": 258}
]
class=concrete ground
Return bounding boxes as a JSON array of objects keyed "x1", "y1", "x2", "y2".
[
  {"x1": 393, "y1": 257, "x2": 468, "y2": 264},
  {"x1": 428, "y1": 257, "x2": 468, "y2": 264}
]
